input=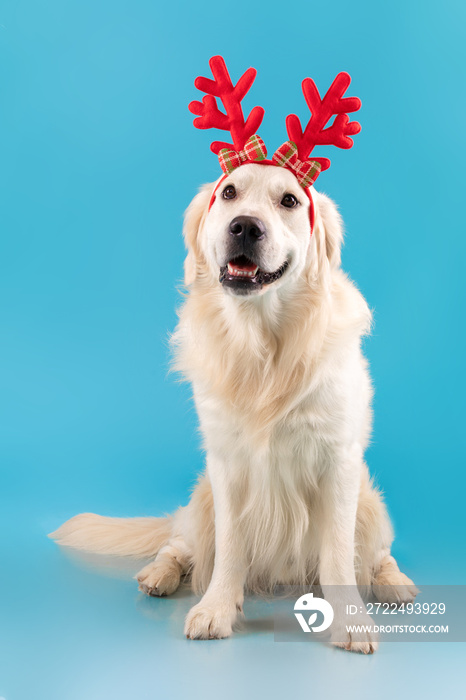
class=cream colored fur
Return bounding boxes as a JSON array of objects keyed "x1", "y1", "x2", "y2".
[{"x1": 51, "y1": 164, "x2": 417, "y2": 654}]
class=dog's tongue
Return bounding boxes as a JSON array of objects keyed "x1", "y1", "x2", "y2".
[{"x1": 227, "y1": 257, "x2": 259, "y2": 278}]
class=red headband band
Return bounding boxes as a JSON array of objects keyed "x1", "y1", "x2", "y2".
[{"x1": 189, "y1": 56, "x2": 361, "y2": 234}]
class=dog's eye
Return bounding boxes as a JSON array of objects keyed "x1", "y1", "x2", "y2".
[
  {"x1": 222, "y1": 185, "x2": 237, "y2": 200},
  {"x1": 281, "y1": 194, "x2": 299, "y2": 208}
]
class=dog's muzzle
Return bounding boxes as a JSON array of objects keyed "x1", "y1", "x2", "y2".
[{"x1": 219, "y1": 215, "x2": 289, "y2": 295}]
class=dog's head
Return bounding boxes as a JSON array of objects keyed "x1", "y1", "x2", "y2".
[{"x1": 183, "y1": 163, "x2": 343, "y2": 297}]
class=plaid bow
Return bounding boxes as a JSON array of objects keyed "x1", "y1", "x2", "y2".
[
  {"x1": 272, "y1": 141, "x2": 321, "y2": 188},
  {"x1": 218, "y1": 134, "x2": 267, "y2": 174}
]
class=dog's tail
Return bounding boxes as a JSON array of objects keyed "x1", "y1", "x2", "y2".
[{"x1": 48, "y1": 513, "x2": 173, "y2": 557}]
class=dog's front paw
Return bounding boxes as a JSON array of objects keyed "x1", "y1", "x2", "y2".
[
  {"x1": 333, "y1": 636, "x2": 379, "y2": 654},
  {"x1": 331, "y1": 612, "x2": 379, "y2": 655},
  {"x1": 184, "y1": 599, "x2": 239, "y2": 640}
]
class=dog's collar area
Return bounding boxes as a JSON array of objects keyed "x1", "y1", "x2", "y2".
[
  {"x1": 208, "y1": 162, "x2": 316, "y2": 232},
  {"x1": 219, "y1": 255, "x2": 289, "y2": 294}
]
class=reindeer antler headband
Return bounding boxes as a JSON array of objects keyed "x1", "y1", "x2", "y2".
[{"x1": 189, "y1": 56, "x2": 362, "y2": 230}]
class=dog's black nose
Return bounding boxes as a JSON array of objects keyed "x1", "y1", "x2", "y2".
[{"x1": 229, "y1": 216, "x2": 267, "y2": 242}]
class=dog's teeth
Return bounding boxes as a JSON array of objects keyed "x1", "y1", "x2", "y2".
[{"x1": 227, "y1": 263, "x2": 259, "y2": 278}]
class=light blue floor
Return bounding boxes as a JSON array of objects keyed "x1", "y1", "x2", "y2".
[{"x1": 1, "y1": 496, "x2": 464, "y2": 700}]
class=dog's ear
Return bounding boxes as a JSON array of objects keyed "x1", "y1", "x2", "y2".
[
  {"x1": 183, "y1": 184, "x2": 213, "y2": 286},
  {"x1": 313, "y1": 191, "x2": 344, "y2": 269}
]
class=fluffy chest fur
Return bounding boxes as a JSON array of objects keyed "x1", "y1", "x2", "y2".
[
  {"x1": 172, "y1": 266, "x2": 372, "y2": 588},
  {"x1": 173, "y1": 266, "x2": 372, "y2": 452}
]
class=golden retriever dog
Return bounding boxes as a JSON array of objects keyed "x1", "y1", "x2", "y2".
[{"x1": 51, "y1": 162, "x2": 417, "y2": 653}]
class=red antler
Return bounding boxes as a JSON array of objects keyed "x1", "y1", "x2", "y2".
[
  {"x1": 286, "y1": 72, "x2": 361, "y2": 171},
  {"x1": 189, "y1": 56, "x2": 265, "y2": 155}
]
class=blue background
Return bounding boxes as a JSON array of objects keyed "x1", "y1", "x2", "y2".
[{"x1": 1, "y1": 0, "x2": 465, "y2": 698}]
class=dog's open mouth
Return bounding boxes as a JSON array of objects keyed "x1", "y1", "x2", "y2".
[{"x1": 219, "y1": 255, "x2": 289, "y2": 294}]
